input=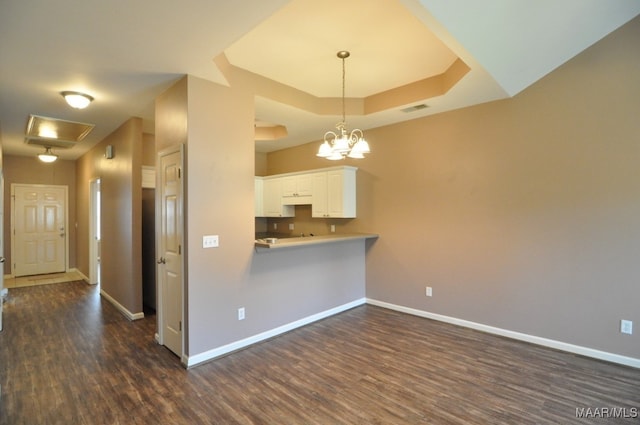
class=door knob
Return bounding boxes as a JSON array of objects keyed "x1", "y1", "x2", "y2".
[
  {"x1": 157, "y1": 257, "x2": 166, "y2": 264},
  {"x1": 0, "y1": 257, "x2": 5, "y2": 263}
]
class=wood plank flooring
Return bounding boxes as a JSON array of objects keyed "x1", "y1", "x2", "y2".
[{"x1": 0, "y1": 281, "x2": 638, "y2": 424}]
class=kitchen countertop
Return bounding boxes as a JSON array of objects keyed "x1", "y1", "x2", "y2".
[{"x1": 254, "y1": 233, "x2": 378, "y2": 249}]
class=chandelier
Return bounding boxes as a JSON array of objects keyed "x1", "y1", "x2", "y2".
[{"x1": 317, "y1": 51, "x2": 370, "y2": 160}]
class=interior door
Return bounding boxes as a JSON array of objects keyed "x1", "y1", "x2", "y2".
[
  {"x1": 12, "y1": 185, "x2": 66, "y2": 277},
  {"x1": 157, "y1": 146, "x2": 184, "y2": 358}
]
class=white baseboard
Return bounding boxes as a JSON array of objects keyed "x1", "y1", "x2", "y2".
[
  {"x1": 185, "y1": 298, "x2": 366, "y2": 368},
  {"x1": 367, "y1": 298, "x2": 640, "y2": 369},
  {"x1": 70, "y1": 268, "x2": 90, "y2": 283},
  {"x1": 100, "y1": 289, "x2": 144, "y2": 321}
]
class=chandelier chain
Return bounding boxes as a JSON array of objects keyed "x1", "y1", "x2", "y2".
[{"x1": 341, "y1": 55, "x2": 346, "y2": 125}]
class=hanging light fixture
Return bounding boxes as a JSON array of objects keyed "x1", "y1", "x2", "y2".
[
  {"x1": 37, "y1": 147, "x2": 58, "y2": 163},
  {"x1": 61, "y1": 91, "x2": 94, "y2": 109},
  {"x1": 317, "y1": 51, "x2": 370, "y2": 160}
]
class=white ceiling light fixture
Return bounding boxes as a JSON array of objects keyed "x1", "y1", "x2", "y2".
[
  {"x1": 317, "y1": 51, "x2": 370, "y2": 160},
  {"x1": 37, "y1": 146, "x2": 58, "y2": 163},
  {"x1": 61, "y1": 91, "x2": 94, "y2": 109}
]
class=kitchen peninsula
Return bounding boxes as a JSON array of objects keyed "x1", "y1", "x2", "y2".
[{"x1": 255, "y1": 233, "x2": 378, "y2": 249}]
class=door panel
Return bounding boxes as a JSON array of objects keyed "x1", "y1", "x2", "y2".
[
  {"x1": 13, "y1": 185, "x2": 66, "y2": 277},
  {"x1": 158, "y1": 148, "x2": 183, "y2": 358}
]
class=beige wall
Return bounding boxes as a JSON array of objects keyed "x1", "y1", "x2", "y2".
[
  {"x1": 157, "y1": 75, "x2": 366, "y2": 360},
  {"x1": 76, "y1": 117, "x2": 143, "y2": 316},
  {"x1": 3, "y1": 155, "x2": 77, "y2": 275},
  {"x1": 142, "y1": 133, "x2": 156, "y2": 166},
  {"x1": 266, "y1": 17, "x2": 640, "y2": 358}
]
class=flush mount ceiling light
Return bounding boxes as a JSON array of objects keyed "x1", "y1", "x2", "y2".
[
  {"x1": 37, "y1": 147, "x2": 58, "y2": 163},
  {"x1": 61, "y1": 91, "x2": 94, "y2": 109},
  {"x1": 317, "y1": 51, "x2": 370, "y2": 160}
]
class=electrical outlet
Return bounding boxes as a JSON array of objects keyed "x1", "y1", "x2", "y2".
[
  {"x1": 203, "y1": 235, "x2": 219, "y2": 248},
  {"x1": 330, "y1": 225, "x2": 335, "y2": 233},
  {"x1": 273, "y1": 223, "x2": 278, "y2": 230},
  {"x1": 426, "y1": 286, "x2": 433, "y2": 297},
  {"x1": 238, "y1": 307, "x2": 245, "y2": 321},
  {"x1": 621, "y1": 320, "x2": 633, "y2": 335},
  {"x1": 289, "y1": 223, "x2": 294, "y2": 230}
]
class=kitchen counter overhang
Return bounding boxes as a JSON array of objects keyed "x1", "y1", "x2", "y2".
[{"x1": 255, "y1": 233, "x2": 378, "y2": 249}]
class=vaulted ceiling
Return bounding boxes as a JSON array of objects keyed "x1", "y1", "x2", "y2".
[{"x1": 1, "y1": 0, "x2": 638, "y2": 159}]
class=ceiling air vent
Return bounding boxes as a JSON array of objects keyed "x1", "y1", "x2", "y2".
[
  {"x1": 24, "y1": 114, "x2": 95, "y2": 149},
  {"x1": 400, "y1": 104, "x2": 429, "y2": 113}
]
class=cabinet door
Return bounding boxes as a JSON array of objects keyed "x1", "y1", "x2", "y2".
[
  {"x1": 281, "y1": 176, "x2": 297, "y2": 197},
  {"x1": 283, "y1": 174, "x2": 312, "y2": 197},
  {"x1": 254, "y1": 177, "x2": 264, "y2": 217},
  {"x1": 264, "y1": 178, "x2": 294, "y2": 217},
  {"x1": 327, "y1": 169, "x2": 356, "y2": 218},
  {"x1": 311, "y1": 172, "x2": 328, "y2": 217},
  {"x1": 296, "y1": 174, "x2": 312, "y2": 196}
]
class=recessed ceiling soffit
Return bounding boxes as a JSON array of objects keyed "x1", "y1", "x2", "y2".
[
  {"x1": 25, "y1": 114, "x2": 95, "y2": 149},
  {"x1": 216, "y1": 53, "x2": 470, "y2": 118}
]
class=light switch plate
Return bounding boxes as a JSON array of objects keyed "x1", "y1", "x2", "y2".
[{"x1": 203, "y1": 235, "x2": 219, "y2": 248}]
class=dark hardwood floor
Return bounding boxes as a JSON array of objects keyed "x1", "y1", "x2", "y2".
[{"x1": 0, "y1": 281, "x2": 638, "y2": 424}]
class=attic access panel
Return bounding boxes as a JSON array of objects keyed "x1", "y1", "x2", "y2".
[{"x1": 24, "y1": 114, "x2": 95, "y2": 148}]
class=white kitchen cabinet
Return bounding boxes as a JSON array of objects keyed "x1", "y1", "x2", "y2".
[
  {"x1": 282, "y1": 174, "x2": 312, "y2": 198},
  {"x1": 254, "y1": 177, "x2": 264, "y2": 217},
  {"x1": 311, "y1": 167, "x2": 357, "y2": 218},
  {"x1": 263, "y1": 177, "x2": 294, "y2": 217}
]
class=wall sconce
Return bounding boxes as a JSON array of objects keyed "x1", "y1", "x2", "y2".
[{"x1": 105, "y1": 145, "x2": 114, "y2": 159}]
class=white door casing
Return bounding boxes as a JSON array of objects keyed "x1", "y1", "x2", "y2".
[
  {"x1": 157, "y1": 146, "x2": 184, "y2": 359},
  {"x1": 0, "y1": 169, "x2": 4, "y2": 331},
  {"x1": 89, "y1": 179, "x2": 101, "y2": 285},
  {"x1": 12, "y1": 184, "x2": 67, "y2": 277}
]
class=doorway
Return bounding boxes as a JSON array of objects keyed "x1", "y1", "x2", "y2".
[
  {"x1": 89, "y1": 179, "x2": 101, "y2": 285},
  {"x1": 11, "y1": 184, "x2": 68, "y2": 277}
]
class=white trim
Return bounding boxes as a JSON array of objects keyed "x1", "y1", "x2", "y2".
[
  {"x1": 88, "y1": 178, "x2": 100, "y2": 285},
  {"x1": 100, "y1": 289, "x2": 144, "y2": 321},
  {"x1": 69, "y1": 268, "x2": 89, "y2": 283},
  {"x1": 366, "y1": 299, "x2": 640, "y2": 369},
  {"x1": 142, "y1": 166, "x2": 156, "y2": 189},
  {"x1": 185, "y1": 298, "x2": 366, "y2": 368}
]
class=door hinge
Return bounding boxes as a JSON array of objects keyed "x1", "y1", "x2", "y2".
[
  {"x1": 178, "y1": 167, "x2": 181, "y2": 179},
  {"x1": 178, "y1": 244, "x2": 181, "y2": 255},
  {"x1": 179, "y1": 321, "x2": 182, "y2": 331}
]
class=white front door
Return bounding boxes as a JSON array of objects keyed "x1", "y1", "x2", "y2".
[
  {"x1": 157, "y1": 147, "x2": 184, "y2": 358},
  {"x1": 12, "y1": 184, "x2": 67, "y2": 277}
]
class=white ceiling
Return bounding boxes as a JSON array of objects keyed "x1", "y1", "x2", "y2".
[{"x1": 1, "y1": 0, "x2": 638, "y2": 159}]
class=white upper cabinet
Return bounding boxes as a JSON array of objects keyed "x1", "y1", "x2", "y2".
[
  {"x1": 282, "y1": 174, "x2": 312, "y2": 198},
  {"x1": 257, "y1": 166, "x2": 356, "y2": 218},
  {"x1": 255, "y1": 177, "x2": 264, "y2": 217},
  {"x1": 263, "y1": 177, "x2": 294, "y2": 217},
  {"x1": 311, "y1": 167, "x2": 356, "y2": 218}
]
